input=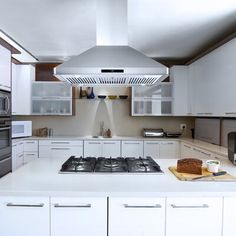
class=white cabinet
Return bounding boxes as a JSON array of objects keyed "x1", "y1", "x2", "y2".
[
  {"x1": 23, "y1": 139, "x2": 38, "y2": 164},
  {"x1": 12, "y1": 141, "x2": 24, "y2": 171},
  {"x1": 180, "y1": 142, "x2": 193, "y2": 158},
  {"x1": 12, "y1": 64, "x2": 35, "y2": 115},
  {"x1": 84, "y1": 140, "x2": 120, "y2": 157},
  {"x1": 0, "y1": 196, "x2": 50, "y2": 236},
  {"x1": 191, "y1": 146, "x2": 212, "y2": 159},
  {"x1": 166, "y1": 197, "x2": 223, "y2": 236},
  {"x1": 31, "y1": 82, "x2": 73, "y2": 115},
  {"x1": 121, "y1": 140, "x2": 143, "y2": 157},
  {"x1": 143, "y1": 141, "x2": 160, "y2": 159},
  {"x1": 51, "y1": 197, "x2": 107, "y2": 236},
  {"x1": 223, "y1": 197, "x2": 236, "y2": 236},
  {"x1": 131, "y1": 83, "x2": 172, "y2": 116},
  {"x1": 170, "y1": 66, "x2": 192, "y2": 116},
  {"x1": 159, "y1": 141, "x2": 179, "y2": 158},
  {"x1": 109, "y1": 197, "x2": 165, "y2": 236},
  {"x1": 0, "y1": 45, "x2": 11, "y2": 91},
  {"x1": 39, "y1": 140, "x2": 83, "y2": 158}
]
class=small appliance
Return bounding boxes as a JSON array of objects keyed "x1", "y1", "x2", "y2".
[
  {"x1": 0, "y1": 90, "x2": 11, "y2": 117},
  {"x1": 143, "y1": 128, "x2": 165, "y2": 137},
  {"x1": 12, "y1": 121, "x2": 32, "y2": 138}
]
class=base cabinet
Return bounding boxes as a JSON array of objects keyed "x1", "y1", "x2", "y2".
[
  {"x1": 0, "y1": 196, "x2": 50, "y2": 236},
  {"x1": 51, "y1": 197, "x2": 107, "y2": 236},
  {"x1": 223, "y1": 197, "x2": 236, "y2": 236},
  {"x1": 109, "y1": 197, "x2": 165, "y2": 236},
  {"x1": 166, "y1": 197, "x2": 223, "y2": 236}
]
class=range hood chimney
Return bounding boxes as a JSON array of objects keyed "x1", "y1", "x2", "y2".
[{"x1": 54, "y1": 0, "x2": 168, "y2": 86}]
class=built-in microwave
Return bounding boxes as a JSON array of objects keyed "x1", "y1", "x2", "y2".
[
  {"x1": 12, "y1": 121, "x2": 32, "y2": 138},
  {"x1": 0, "y1": 90, "x2": 11, "y2": 117}
]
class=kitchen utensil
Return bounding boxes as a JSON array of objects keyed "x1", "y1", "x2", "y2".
[
  {"x1": 192, "y1": 171, "x2": 227, "y2": 180},
  {"x1": 98, "y1": 95, "x2": 106, "y2": 99},
  {"x1": 206, "y1": 160, "x2": 220, "y2": 173},
  {"x1": 119, "y1": 95, "x2": 128, "y2": 99},
  {"x1": 87, "y1": 87, "x2": 95, "y2": 99}
]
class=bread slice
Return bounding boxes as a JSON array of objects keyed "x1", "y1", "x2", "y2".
[{"x1": 177, "y1": 158, "x2": 202, "y2": 175}]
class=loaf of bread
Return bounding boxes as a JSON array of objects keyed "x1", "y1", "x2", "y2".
[{"x1": 177, "y1": 158, "x2": 202, "y2": 175}]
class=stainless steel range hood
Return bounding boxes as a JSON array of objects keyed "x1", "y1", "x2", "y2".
[{"x1": 54, "y1": 0, "x2": 168, "y2": 86}]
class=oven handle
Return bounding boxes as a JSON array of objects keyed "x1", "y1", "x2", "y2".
[
  {"x1": 0, "y1": 127, "x2": 10, "y2": 131},
  {"x1": 6, "y1": 96, "x2": 10, "y2": 114},
  {"x1": 0, "y1": 156, "x2": 11, "y2": 163}
]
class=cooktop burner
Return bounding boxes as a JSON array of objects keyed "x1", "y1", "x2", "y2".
[{"x1": 60, "y1": 156, "x2": 163, "y2": 174}]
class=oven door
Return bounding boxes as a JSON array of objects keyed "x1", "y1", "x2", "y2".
[
  {"x1": 0, "y1": 90, "x2": 10, "y2": 117},
  {"x1": 0, "y1": 118, "x2": 11, "y2": 159}
]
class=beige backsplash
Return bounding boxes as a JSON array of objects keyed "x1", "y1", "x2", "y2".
[{"x1": 14, "y1": 101, "x2": 194, "y2": 138}]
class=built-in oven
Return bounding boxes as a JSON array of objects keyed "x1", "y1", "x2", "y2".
[
  {"x1": 0, "y1": 90, "x2": 11, "y2": 117},
  {"x1": 0, "y1": 117, "x2": 11, "y2": 177}
]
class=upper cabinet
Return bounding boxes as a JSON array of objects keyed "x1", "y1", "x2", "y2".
[
  {"x1": 31, "y1": 82, "x2": 73, "y2": 115},
  {"x1": 170, "y1": 66, "x2": 192, "y2": 116},
  {"x1": 0, "y1": 45, "x2": 11, "y2": 91},
  {"x1": 12, "y1": 64, "x2": 35, "y2": 115},
  {"x1": 131, "y1": 82, "x2": 172, "y2": 116}
]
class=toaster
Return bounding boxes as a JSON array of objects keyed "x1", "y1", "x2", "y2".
[{"x1": 143, "y1": 128, "x2": 165, "y2": 137}]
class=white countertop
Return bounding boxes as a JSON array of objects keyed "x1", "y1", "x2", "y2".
[{"x1": 1, "y1": 157, "x2": 236, "y2": 197}]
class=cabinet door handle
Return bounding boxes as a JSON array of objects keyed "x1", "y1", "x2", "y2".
[
  {"x1": 161, "y1": 142, "x2": 173, "y2": 145},
  {"x1": 200, "y1": 151, "x2": 211, "y2": 156},
  {"x1": 18, "y1": 154, "x2": 24, "y2": 158},
  {"x1": 42, "y1": 96, "x2": 61, "y2": 99},
  {"x1": 88, "y1": 142, "x2": 101, "y2": 145},
  {"x1": 183, "y1": 144, "x2": 191, "y2": 149},
  {"x1": 171, "y1": 204, "x2": 209, "y2": 209},
  {"x1": 51, "y1": 142, "x2": 70, "y2": 144},
  {"x1": 25, "y1": 153, "x2": 36, "y2": 156},
  {"x1": 146, "y1": 142, "x2": 159, "y2": 145},
  {"x1": 54, "y1": 203, "x2": 91, "y2": 208},
  {"x1": 51, "y1": 148, "x2": 70, "y2": 150},
  {"x1": 225, "y1": 112, "x2": 236, "y2": 115},
  {"x1": 103, "y1": 142, "x2": 116, "y2": 145},
  {"x1": 25, "y1": 141, "x2": 36, "y2": 144},
  {"x1": 192, "y1": 148, "x2": 201, "y2": 152},
  {"x1": 124, "y1": 142, "x2": 141, "y2": 145},
  {"x1": 6, "y1": 203, "x2": 44, "y2": 208},
  {"x1": 124, "y1": 204, "x2": 162, "y2": 208},
  {"x1": 196, "y1": 112, "x2": 213, "y2": 115}
]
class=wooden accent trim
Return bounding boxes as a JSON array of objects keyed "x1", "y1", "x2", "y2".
[
  {"x1": 11, "y1": 57, "x2": 21, "y2": 64},
  {"x1": 36, "y1": 63, "x2": 61, "y2": 81},
  {"x1": 0, "y1": 37, "x2": 20, "y2": 54}
]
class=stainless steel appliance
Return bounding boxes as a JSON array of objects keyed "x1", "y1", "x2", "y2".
[
  {"x1": 0, "y1": 90, "x2": 11, "y2": 117},
  {"x1": 228, "y1": 132, "x2": 236, "y2": 165},
  {"x1": 12, "y1": 121, "x2": 32, "y2": 138},
  {"x1": 0, "y1": 118, "x2": 11, "y2": 177},
  {"x1": 60, "y1": 156, "x2": 163, "y2": 173},
  {"x1": 143, "y1": 128, "x2": 164, "y2": 137}
]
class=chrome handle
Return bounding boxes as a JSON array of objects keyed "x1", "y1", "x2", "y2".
[
  {"x1": 196, "y1": 112, "x2": 213, "y2": 115},
  {"x1": 124, "y1": 142, "x2": 141, "y2": 145},
  {"x1": 103, "y1": 142, "x2": 116, "y2": 145},
  {"x1": 193, "y1": 148, "x2": 201, "y2": 152},
  {"x1": 124, "y1": 204, "x2": 162, "y2": 208},
  {"x1": 6, "y1": 203, "x2": 44, "y2": 208},
  {"x1": 171, "y1": 204, "x2": 209, "y2": 209},
  {"x1": 51, "y1": 142, "x2": 70, "y2": 144},
  {"x1": 146, "y1": 142, "x2": 159, "y2": 145},
  {"x1": 6, "y1": 96, "x2": 10, "y2": 114},
  {"x1": 225, "y1": 112, "x2": 236, "y2": 115},
  {"x1": 0, "y1": 157, "x2": 11, "y2": 163},
  {"x1": 54, "y1": 203, "x2": 91, "y2": 208},
  {"x1": 18, "y1": 154, "x2": 24, "y2": 158},
  {"x1": 161, "y1": 142, "x2": 173, "y2": 145},
  {"x1": 200, "y1": 151, "x2": 211, "y2": 156},
  {"x1": 183, "y1": 144, "x2": 191, "y2": 149},
  {"x1": 25, "y1": 141, "x2": 36, "y2": 144},
  {"x1": 51, "y1": 148, "x2": 70, "y2": 150},
  {"x1": 88, "y1": 142, "x2": 101, "y2": 144},
  {"x1": 42, "y1": 97, "x2": 61, "y2": 99},
  {"x1": 0, "y1": 127, "x2": 10, "y2": 131},
  {"x1": 25, "y1": 153, "x2": 36, "y2": 156}
]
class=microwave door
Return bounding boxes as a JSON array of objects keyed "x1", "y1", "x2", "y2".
[{"x1": 0, "y1": 94, "x2": 10, "y2": 116}]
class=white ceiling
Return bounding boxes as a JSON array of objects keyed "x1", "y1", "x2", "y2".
[{"x1": 1, "y1": 0, "x2": 236, "y2": 62}]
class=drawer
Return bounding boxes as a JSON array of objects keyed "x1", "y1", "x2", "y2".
[
  {"x1": 24, "y1": 152, "x2": 38, "y2": 164},
  {"x1": 24, "y1": 140, "x2": 38, "y2": 152},
  {"x1": 39, "y1": 140, "x2": 83, "y2": 146},
  {"x1": 17, "y1": 142, "x2": 24, "y2": 154}
]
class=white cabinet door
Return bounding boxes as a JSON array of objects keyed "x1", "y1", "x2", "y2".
[
  {"x1": 109, "y1": 197, "x2": 165, "y2": 236},
  {"x1": 12, "y1": 144, "x2": 17, "y2": 171},
  {"x1": 143, "y1": 141, "x2": 160, "y2": 159},
  {"x1": 12, "y1": 64, "x2": 35, "y2": 115},
  {"x1": 159, "y1": 141, "x2": 179, "y2": 158},
  {"x1": 0, "y1": 196, "x2": 50, "y2": 236},
  {"x1": 51, "y1": 197, "x2": 107, "y2": 236},
  {"x1": 102, "y1": 141, "x2": 120, "y2": 157},
  {"x1": 191, "y1": 146, "x2": 212, "y2": 159},
  {"x1": 0, "y1": 45, "x2": 11, "y2": 91},
  {"x1": 24, "y1": 152, "x2": 38, "y2": 164},
  {"x1": 12, "y1": 141, "x2": 24, "y2": 171},
  {"x1": 24, "y1": 140, "x2": 38, "y2": 152},
  {"x1": 84, "y1": 141, "x2": 103, "y2": 157},
  {"x1": 180, "y1": 142, "x2": 193, "y2": 158},
  {"x1": 166, "y1": 197, "x2": 222, "y2": 236},
  {"x1": 121, "y1": 141, "x2": 143, "y2": 157},
  {"x1": 223, "y1": 197, "x2": 236, "y2": 236}
]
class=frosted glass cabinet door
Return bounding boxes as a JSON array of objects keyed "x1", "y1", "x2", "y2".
[{"x1": 109, "y1": 197, "x2": 165, "y2": 236}]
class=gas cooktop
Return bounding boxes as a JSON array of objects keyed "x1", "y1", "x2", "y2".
[{"x1": 60, "y1": 156, "x2": 163, "y2": 174}]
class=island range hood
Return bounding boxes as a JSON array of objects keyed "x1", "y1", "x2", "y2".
[{"x1": 54, "y1": 0, "x2": 168, "y2": 86}]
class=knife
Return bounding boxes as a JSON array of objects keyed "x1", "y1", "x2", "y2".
[{"x1": 192, "y1": 171, "x2": 227, "y2": 180}]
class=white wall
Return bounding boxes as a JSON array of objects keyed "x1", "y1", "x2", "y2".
[{"x1": 14, "y1": 87, "x2": 194, "y2": 137}]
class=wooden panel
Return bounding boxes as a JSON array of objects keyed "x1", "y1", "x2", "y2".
[
  {"x1": 36, "y1": 63, "x2": 61, "y2": 81},
  {"x1": 0, "y1": 37, "x2": 20, "y2": 54}
]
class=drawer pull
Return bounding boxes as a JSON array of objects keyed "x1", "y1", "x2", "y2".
[
  {"x1": 6, "y1": 203, "x2": 44, "y2": 208},
  {"x1": 225, "y1": 112, "x2": 236, "y2": 115},
  {"x1": 54, "y1": 203, "x2": 91, "y2": 208},
  {"x1": 25, "y1": 153, "x2": 36, "y2": 156},
  {"x1": 124, "y1": 204, "x2": 162, "y2": 208},
  {"x1": 146, "y1": 142, "x2": 159, "y2": 145},
  {"x1": 88, "y1": 142, "x2": 101, "y2": 145},
  {"x1": 103, "y1": 142, "x2": 116, "y2": 145},
  {"x1": 51, "y1": 142, "x2": 70, "y2": 144},
  {"x1": 25, "y1": 141, "x2": 36, "y2": 144},
  {"x1": 183, "y1": 145, "x2": 191, "y2": 149},
  {"x1": 200, "y1": 151, "x2": 211, "y2": 156},
  {"x1": 51, "y1": 148, "x2": 70, "y2": 150},
  {"x1": 171, "y1": 204, "x2": 209, "y2": 209},
  {"x1": 124, "y1": 142, "x2": 141, "y2": 145},
  {"x1": 192, "y1": 148, "x2": 201, "y2": 152}
]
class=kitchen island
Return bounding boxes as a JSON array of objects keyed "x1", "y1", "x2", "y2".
[{"x1": 1, "y1": 157, "x2": 236, "y2": 236}]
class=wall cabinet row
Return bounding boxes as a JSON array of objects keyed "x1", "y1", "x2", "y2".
[
  {"x1": 0, "y1": 45, "x2": 11, "y2": 91},
  {"x1": 0, "y1": 196, "x2": 234, "y2": 236}
]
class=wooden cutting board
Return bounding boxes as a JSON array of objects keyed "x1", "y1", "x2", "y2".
[{"x1": 169, "y1": 166, "x2": 236, "y2": 181}]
